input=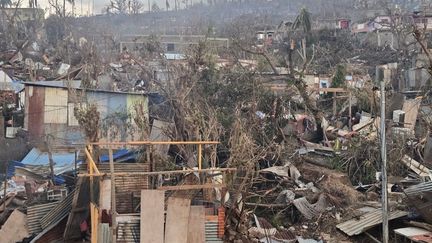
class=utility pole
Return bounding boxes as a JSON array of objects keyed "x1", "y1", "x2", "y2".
[
  {"x1": 45, "y1": 135, "x2": 55, "y2": 184},
  {"x1": 377, "y1": 66, "x2": 389, "y2": 243}
]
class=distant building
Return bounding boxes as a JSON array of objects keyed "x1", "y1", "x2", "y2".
[
  {"x1": 119, "y1": 35, "x2": 229, "y2": 56},
  {"x1": 352, "y1": 15, "x2": 393, "y2": 33},
  {"x1": 316, "y1": 18, "x2": 350, "y2": 30},
  {"x1": 0, "y1": 8, "x2": 44, "y2": 22},
  {"x1": 413, "y1": 11, "x2": 432, "y2": 31},
  {"x1": 23, "y1": 81, "x2": 148, "y2": 145}
]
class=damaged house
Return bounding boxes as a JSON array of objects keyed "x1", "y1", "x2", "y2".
[{"x1": 23, "y1": 80, "x2": 148, "y2": 145}]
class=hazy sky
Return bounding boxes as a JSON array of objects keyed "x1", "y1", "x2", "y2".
[{"x1": 34, "y1": 0, "x2": 202, "y2": 16}]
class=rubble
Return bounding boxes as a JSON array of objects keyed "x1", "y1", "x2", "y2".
[{"x1": 2, "y1": 3, "x2": 432, "y2": 243}]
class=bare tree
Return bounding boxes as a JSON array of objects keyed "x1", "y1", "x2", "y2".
[{"x1": 130, "y1": 0, "x2": 143, "y2": 14}]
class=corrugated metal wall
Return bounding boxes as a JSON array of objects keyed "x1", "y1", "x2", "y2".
[
  {"x1": 25, "y1": 85, "x2": 148, "y2": 145},
  {"x1": 44, "y1": 87, "x2": 68, "y2": 124},
  {"x1": 26, "y1": 86, "x2": 45, "y2": 142},
  {"x1": 87, "y1": 91, "x2": 148, "y2": 143}
]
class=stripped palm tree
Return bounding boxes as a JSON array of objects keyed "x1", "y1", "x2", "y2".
[
  {"x1": 291, "y1": 7, "x2": 311, "y2": 64},
  {"x1": 63, "y1": 0, "x2": 74, "y2": 16},
  {"x1": 292, "y1": 7, "x2": 311, "y2": 33},
  {"x1": 0, "y1": 0, "x2": 12, "y2": 8}
]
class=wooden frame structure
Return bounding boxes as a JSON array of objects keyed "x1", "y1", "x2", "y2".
[
  {"x1": 316, "y1": 88, "x2": 353, "y2": 130},
  {"x1": 83, "y1": 141, "x2": 236, "y2": 243}
]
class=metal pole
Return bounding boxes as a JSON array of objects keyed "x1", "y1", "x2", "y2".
[
  {"x1": 380, "y1": 80, "x2": 388, "y2": 243},
  {"x1": 109, "y1": 149, "x2": 117, "y2": 243},
  {"x1": 348, "y1": 91, "x2": 352, "y2": 131}
]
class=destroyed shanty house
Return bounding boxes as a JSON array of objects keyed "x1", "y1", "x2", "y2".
[
  {"x1": 0, "y1": 139, "x2": 233, "y2": 242},
  {"x1": 22, "y1": 80, "x2": 148, "y2": 145},
  {"x1": 0, "y1": 70, "x2": 24, "y2": 137}
]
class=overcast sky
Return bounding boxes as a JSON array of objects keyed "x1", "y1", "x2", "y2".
[{"x1": 34, "y1": 0, "x2": 202, "y2": 16}]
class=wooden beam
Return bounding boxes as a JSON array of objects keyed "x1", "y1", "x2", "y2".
[
  {"x1": 78, "y1": 168, "x2": 237, "y2": 177},
  {"x1": 315, "y1": 88, "x2": 348, "y2": 92},
  {"x1": 85, "y1": 147, "x2": 100, "y2": 174},
  {"x1": 89, "y1": 141, "x2": 219, "y2": 146},
  {"x1": 198, "y1": 144, "x2": 202, "y2": 170},
  {"x1": 90, "y1": 203, "x2": 98, "y2": 243},
  {"x1": 244, "y1": 202, "x2": 289, "y2": 207},
  {"x1": 157, "y1": 184, "x2": 226, "y2": 190}
]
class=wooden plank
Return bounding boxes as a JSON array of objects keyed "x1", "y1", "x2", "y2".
[
  {"x1": 89, "y1": 141, "x2": 219, "y2": 146},
  {"x1": 157, "y1": 184, "x2": 226, "y2": 190},
  {"x1": 165, "y1": 197, "x2": 191, "y2": 243},
  {"x1": 78, "y1": 168, "x2": 237, "y2": 177},
  {"x1": 315, "y1": 87, "x2": 348, "y2": 92},
  {"x1": 140, "y1": 190, "x2": 165, "y2": 243},
  {"x1": 402, "y1": 99, "x2": 421, "y2": 130},
  {"x1": 90, "y1": 203, "x2": 98, "y2": 243},
  {"x1": 99, "y1": 179, "x2": 111, "y2": 210},
  {"x1": 402, "y1": 155, "x2": 431, "y2": 178},
  {"x1": 187, "y1": 206, "x2": 205, "y2": 243},
  {"x1": 0, "y1": 209, "x2": 29, "y2": 243}
]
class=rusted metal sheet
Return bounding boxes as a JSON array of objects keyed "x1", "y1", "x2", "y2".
[
  {"x1": 26, "y1": 86, "x2": 45, "y2": 141},
  {"x1": 116, "y1": 174, "x2": 149, "y2": 213},
  {"x1": 79, "y1": 162, "x2": 150, "y2": 212},
  {"x1": 79, "y1": 163, "x2": 149, "y2": 173},
  {"x1": 336, "y1": 209, "x2": 408, "y2": 236},
  {"x1": 32, "y1": 216, "x2": 68, "y2": 243}
]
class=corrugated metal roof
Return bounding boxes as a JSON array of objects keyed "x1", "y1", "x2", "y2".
[
  {"x1": 117, "y1": 217, "x2": 140, "y2": 243},
  {"x1": 336, "y1": 209, "x2": 408, "y2": 236},
  {"x1": 24, "y1": 81, "x2": 149, "y2": 96},
  {"x1": 27, "y1": 202, "x2": 59, "y2": 234},
  {"x1": 404, "y1": 181, "x2": 432, "y2": 196},
  {"x1": 40, "y1": 188, "x2": 75, "y2": 229},
  {"x1": 24, "y1": 80, "x2": 82, "y2": 89},
  {"x1": 394, "y1": 227, "x2": 432, "y2": 237},
  {"x1": 206, "y1": 221, "x2": 223, "y2": 243},
  {"x1": 21, "y1": 148, "x2": 77, "y2": 167}
]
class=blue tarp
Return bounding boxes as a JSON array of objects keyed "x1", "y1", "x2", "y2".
[
  {"x1": 6, "y1": 160, "x2": 66, "y2": 185},
  {"x1": 7, "y1": 160, "x2": 25, "y2": 178},
  {"x1": 21, "y1": 148, "x2": 77, "y2": 166},
  {"x1": 99, "y1": 149, "x2": 138, "y2": 163}
]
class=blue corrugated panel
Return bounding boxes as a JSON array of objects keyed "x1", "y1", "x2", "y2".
[
  {"x1": 7, "y1": 160, "x2": 25, "y2": 177},
  {"x1": 21, "y1": 148, "x2": 76, "y2": 166},
  {"x1": 99, "y1": 149, "x2": 137, "y2": 163},
  {"x1": 107, "y1": 93, "x2": 126, "y2": 113}
]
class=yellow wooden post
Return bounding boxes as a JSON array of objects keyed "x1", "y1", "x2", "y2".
[
  {"x1": 90, "y1": 203, "x2": 98, "y2": 243},
  {"x1": 198, "y1": 144, "x2": 202, "y2": 170}
]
